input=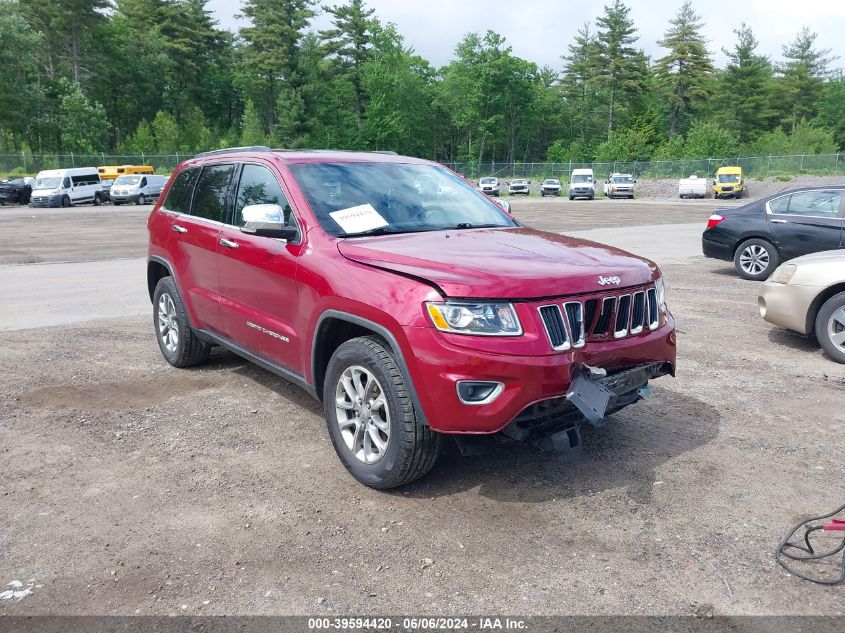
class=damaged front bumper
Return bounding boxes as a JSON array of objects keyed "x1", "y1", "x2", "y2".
[{"x1": 493, "y1": 361, "x2": 672, "y2": 457}]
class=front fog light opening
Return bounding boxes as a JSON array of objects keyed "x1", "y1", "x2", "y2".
[{"x1": 456, "y1": 381, "x2": 504, "y2": 405}]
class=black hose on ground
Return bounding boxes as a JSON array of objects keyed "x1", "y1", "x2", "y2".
[{"x1": 776, "y1": 503, "x2": 845, "y2": 585}]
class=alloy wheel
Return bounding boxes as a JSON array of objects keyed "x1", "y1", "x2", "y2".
[
  {"x1": 334, "y1": 365, "x2": 390, "y2": 464},
  {"x1": 739, "y1": 245, "x2": 769, "y2": 275},
  {"x1": 157, "y1": 293, "x2": 179, "y2": 353},
  {"x1": 827, "y1": 307, "x2": 845, "y2": 352}
]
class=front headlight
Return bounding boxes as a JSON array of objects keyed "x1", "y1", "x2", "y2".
[
  {"x1": 655, "y1": 277, "x2": 668, "y2": 312},
  {"x1": 769, "y1": 263, "x2": 797, "y2": 284},
  {"x1": 426, "y1": 301, "x2": 522, "y2": 336}
]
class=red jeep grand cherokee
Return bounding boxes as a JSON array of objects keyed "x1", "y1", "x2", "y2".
[{"x1": 147, "y1": 147, "x2": 676, "y2": 488}]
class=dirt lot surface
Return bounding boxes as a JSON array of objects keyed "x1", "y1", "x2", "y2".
[{"x1": 1, "y1": 198, "x2": 843, "y2": 616}]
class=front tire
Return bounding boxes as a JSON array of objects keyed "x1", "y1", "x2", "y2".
[
  {"x1": 137, "y1": 194, "x2": 146, "y2": 206},
  {"x1": 61, "y1": 195, "x2": 71, "y2": 208},
  {"x1": 152, "y1": 277, "x2": 211, "y2": 368},
  {"x1": 815, "y1": 292, "x2": 845, "y2": 364},
  {"x1": 324, "y1": 335, "x2": 440, "y2": 489},
  {"x1": 734, "y1": 238, "x2": 779, "y2": 281}
]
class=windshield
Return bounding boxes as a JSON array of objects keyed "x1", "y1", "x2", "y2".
[
  {"x1": 34, "y1": 177, "x2": 61, "y2": 189},
  {"x1": 114, "y1": 175, "x2": 141, "y2": 186},
  {"x1": 611, "y1": 176, "x2": 634, "y2": 184},
  {"x1": 543, "y1": 180, "x2": 559, "y2": 185},
  {"x1": 572, "y1": 174, "x2": 592, "y2": 183},
  {"x1": 289, "y1": 163, "x2": 517, "y2": 237},
  {"x1": 511, "y1": 180, "x2": 527, "y2": 185},
  {"x1": 479, "y1": 177, "x2": 496, "y2": 184},
  {"x1": 718, "y1": 174, "x2": 740, "y2": 183}
]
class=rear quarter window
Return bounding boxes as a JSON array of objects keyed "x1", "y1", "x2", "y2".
[{"x1": 162, "y1": 167, "x2": 199, "y2": 214}]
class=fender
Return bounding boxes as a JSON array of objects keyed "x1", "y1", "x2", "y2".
[{"x1": 312, "y1": 310, "x2": 430, "y2": 427}]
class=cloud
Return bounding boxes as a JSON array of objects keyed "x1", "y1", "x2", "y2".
[{"x1": 207, "y1": 0, "x2": 844, "y2": 70}]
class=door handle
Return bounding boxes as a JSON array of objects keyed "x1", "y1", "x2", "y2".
[
  {"x1": 770, "y1": 219, "x2": 788, "y2": 224},
  {"x1": 172, "y1": 224, "x2": 188, "y2": 233},
  {"x1": 219, "y1": 238, "x2": 239, "y2": 249}
]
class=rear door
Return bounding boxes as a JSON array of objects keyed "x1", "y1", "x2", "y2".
[
  {"x1": 160, "y1": 164, "x2": 234, "y2": 333},
  {"x1": 767, "y1": 189, "x2": 844, "y2": 260},
  {"x1": 216, "y1": 162, "x2": 305, "y2": 373}
]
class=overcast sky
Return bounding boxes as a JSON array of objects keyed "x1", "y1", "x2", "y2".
[{"x1": 207, "y1": 0, "x2": 844, "y2": 71}]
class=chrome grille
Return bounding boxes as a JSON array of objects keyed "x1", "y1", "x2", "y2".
[{"x1": 538, "y1": 284, "x2": 660, "y2": 351}]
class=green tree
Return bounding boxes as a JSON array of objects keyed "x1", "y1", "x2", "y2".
[
  {"x1": 240, "y1": 100, "x2": 266, "y2": 146},
  {"x1": 239, "y1": 0, "x2": 315, "y2": 135},
  {"x1": 594, "y1": 128, "x2": 654, "y2": 162},
  {"x1": 57, "y1": 79, "x2": 110, "y2": 153},
  {"x1": 320, "y1": 0, "x2": 376, "y2": 125},
  {"x1": 775, "y1": 27, "x2": 835, "y2": 132},
  {"x1": 814, "y1": 74, "x2": 845, "y2": 150},
  {"x1": 593, "y1": 0, "x2": 646, "y2": 139},
  {"x1": 0, "y1": 0, "x2": 40, "y2": 151},
  {"x1": 121, "y1": 119, "x2": 156, "y2": 154},
  {"x1": 152, "y1": 110, "x2": 180, "y2": 153},
  {"x1": 653, "y1": 1, "x2": 715, "y2": 136},
  {"x1": 716, "y1": 24, "x2": 775, "y2": 143},
  {"x1": 683, "y1": 120, "x2": 739, "y2": 158},
  {"x1": 561, "y1": 23, "x2": 601, "y2": 149}
]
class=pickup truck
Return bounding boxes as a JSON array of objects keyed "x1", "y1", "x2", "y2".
[
  {"x1": 540, "y1": 179, "x2": 561, "y2": 197},
  {"x1": 147, "y1": 147, "x2": 676, "y2": 489}
]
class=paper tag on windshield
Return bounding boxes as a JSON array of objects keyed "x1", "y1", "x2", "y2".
[{"x1": 329, "y1": 204, "x2": 388, "y2": 234}]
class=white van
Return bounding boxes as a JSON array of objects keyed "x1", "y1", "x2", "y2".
[
  {"x1": 30, "y1": 168, "x2": 103, "y2": 208},
  {"x1": 109, "y1": 174, "x2": 168, "y2": 206},
  {"x1": 568, "y1": 168, "x2": 595, "y2": 200}
]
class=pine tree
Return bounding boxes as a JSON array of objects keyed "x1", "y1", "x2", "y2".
[
  {"x1": 653, "y1": 1, "x2": 714, "y2": 136},
  {"x1": 716, "y1": 24, "x2": 774, "y2": 142},
  {"x1": 240, "y1": 100, "x2": 265, "y2": 146},
  {"x1": 320, "y1": 0, "x2": 376, "y2": 124},
  {"x1": 593, "y1": 0, "x2": 645, "y2": 139},
  {"x1": 240, "y1": 0, "x2": 315, "y2": 135},
  {"x1": 776, "y1": 27, "x2": 835, "y2": 132},
  {"x1": 561, "y1": 23, "x2": 601, "y2": 149}
]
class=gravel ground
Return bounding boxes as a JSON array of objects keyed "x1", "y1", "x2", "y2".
[{"x1": 1, "y1": 199, "x2": 844, "y2": 617}]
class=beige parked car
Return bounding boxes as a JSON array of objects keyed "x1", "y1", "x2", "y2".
[{"x1": 758, "y1": 250, "x2": 845, "y2": 363}]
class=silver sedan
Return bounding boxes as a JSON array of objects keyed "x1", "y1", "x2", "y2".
[{"x1": 758, "y1": 250, "x2": 845, "y2": 363}]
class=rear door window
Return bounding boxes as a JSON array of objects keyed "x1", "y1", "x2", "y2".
[
  {"x1": 162, "y1": 167, "x2": 199, "y2": 214},
  {"x1": 785, "y1": 190, "x2": 842, "y2": 218},
  {"x1": 191, "y1": 164, "x2": 235, "y2": 223}
]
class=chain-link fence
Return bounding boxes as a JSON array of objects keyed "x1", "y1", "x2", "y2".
[
  {"x1": 444, "y1": 153, "x2": 845, "y2": 181},
  {"x1": 1, "y1": 152, "x2": 843, "y2": 181}
]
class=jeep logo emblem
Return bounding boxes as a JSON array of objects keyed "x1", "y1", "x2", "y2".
[{"x1": 598, "y1": 275, "x2": 621, "y2": 286}]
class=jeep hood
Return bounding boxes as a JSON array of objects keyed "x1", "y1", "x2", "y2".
[{"x1": 337, "y1": 227, "x2": 657, "y2": 299}]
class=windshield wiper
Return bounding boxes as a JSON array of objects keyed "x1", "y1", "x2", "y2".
[
  {"x1": 449, "y1": 223, "x2": 502, "y2": 230},
  {"x1": 342, "y1": 227, "x2": 401, "y2": 238}
]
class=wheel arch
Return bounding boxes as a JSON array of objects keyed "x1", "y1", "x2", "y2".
[
  {"x1": 806, "y1": 282, "x2": 845, "y2": 336},
  {"x1": 311, "y1": 310, "x2": 429, "y2": 426},
  {"x1": 732, "y1": 234, "x2": 780, "y2": 259}
]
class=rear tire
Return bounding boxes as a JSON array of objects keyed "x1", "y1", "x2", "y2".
[
  {"x1": 93, "y1": 193, "x2": 102, "y2": 206},
  {"x1": 815, "y1": 292, "x2": 845, "y2": 364},
  {"x1": 734, "y1": 238, "x2": 779, "y2": 281},
  {"x1": 152, "y1": 277, "x2": 211, "y2": 368},
  {"x1": 324, "y1": 335, "x2": 441, "y2": 489}
]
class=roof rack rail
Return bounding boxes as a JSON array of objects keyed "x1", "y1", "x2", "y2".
[
  {"x1": 194, "y1": 146, "x2": 273, "y2": 158},
  {"x1": 371, "y1": 150, "x2": 398, "y2": 155}
]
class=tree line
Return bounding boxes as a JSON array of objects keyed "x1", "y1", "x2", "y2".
[{"x1": 0, "y1": 0, "x2": 842, "y2": 165}]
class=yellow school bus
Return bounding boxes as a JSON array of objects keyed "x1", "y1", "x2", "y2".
[{"x1": 98, "y1": 165, "x2": 155, "y2": 196}]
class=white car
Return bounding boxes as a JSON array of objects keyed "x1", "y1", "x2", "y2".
[
  {"x1": 540, "y1": 179, "x2": 561, "y2": 197},
  {"x1": 603, "y1": 173, "x2": 636, "y2": 199},
  {"x1": 568, "y1": 169, "x2": 595, "y2": 200},
  {"x1": 508, "y1": 179, "x2": 529, "y2": 195},
  {"x1": 478, "y1": 177, "x2": 500, "y2": 197}
]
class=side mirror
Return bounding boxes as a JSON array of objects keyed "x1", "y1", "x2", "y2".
[
  {"x1": 494, "y1": 198, "x2": 512, "y2": 215},
  {"x1": 240, "y1": 203, "x2": 298, "y2": 240}
]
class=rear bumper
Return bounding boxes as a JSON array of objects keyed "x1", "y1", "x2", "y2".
[
  {"x1": 758, "y1": 281, "x2": 817, "y2": 335},
  {"x1": 403, "y1": 320, "x2": 676, "y2": 434},
  {"x1": 702, "y1": 233, "x2": 733, "y2": 261}
]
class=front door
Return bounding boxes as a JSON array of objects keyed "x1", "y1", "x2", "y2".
[
  {"x1": 767, "y1": 189, "x2": 844, "y2": 260},
  {"x1": 217, "y1": 162, "x2": 304, "y2": 374}
]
